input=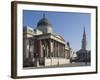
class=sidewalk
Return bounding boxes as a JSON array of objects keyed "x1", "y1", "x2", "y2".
[{"x1": 23, "y1": 62, "x2": 90, "y2": 69}]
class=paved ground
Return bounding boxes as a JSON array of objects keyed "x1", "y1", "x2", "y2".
[
  {"x1": 58, "y1": 62, "x2": 90, "y2": 67},
  {"x1": 24, "y1": 62, "x2": 90, "y2": 69}
]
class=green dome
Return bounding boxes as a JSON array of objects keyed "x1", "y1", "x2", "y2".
[{"x1": 37, "y1": 17, "x2": 51, "y2": 27}]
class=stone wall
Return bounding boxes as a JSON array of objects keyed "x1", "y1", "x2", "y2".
[{"x1": 45, "y1": 58, "x2": 70, "y2": 66}]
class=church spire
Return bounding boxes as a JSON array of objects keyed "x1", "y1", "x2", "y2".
[
  {"x1": 81, "y1": 27, "x2": 87, "y2": 50},
  {"x1": 43, "y1": 13, "x2": 45, "y2": 19},
  {"x1": 83, "y1": 27, "x2": 86, "y2": 36}
]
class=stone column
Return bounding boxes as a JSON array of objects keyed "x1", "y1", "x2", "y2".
[
  {"x1": 62, "y1": 45, "x2": 64, "y2": 58},
  {"x1": 39, "y1": 40, "x2": 42, "y2": 57},
  {"x1": 60, "y1": 44, "x2": 61, "y2": 57},
  {"x1": 64, "y1": 46, "x2": 65, "y2": 58},
  {"x1": 57, "y1": 43, "x2": 59, "y2": 57},
  {"x1": 61, "y1": 44, "x2": 62, "y2": 57},
  {"x1": 57, "y1": 43, "x2": 58, "y2": 57},
  {"x1": 46, "y1": 40, "x2": 49, "y2": 58},
  {"x1": 56, "y1": 42, "x2": 58, "y2": 58},
  {"x1": 51, "y1": 40, "x2": 53, "y2": 58},
  {"x1": 55, "y1": 41, "x2": 57, "y2": 57},
  {"x1": 57, "y1": 43, "x2": 59, "y2": 66},
  {"x1": 62, "y1": 45, "x2": 64, "y2": 57},
  {"x1": 54, "y1": 42, "x2": 56, "y2": 57},
  {"x1": 56, "y1": 42, "x2": 58, "y2": 57},
  {"x1": 59, "y1": 44, "x2": 60, "y2": 58},
  {"x1": 49, "y1": 40, "x2": 51, "y2": 58},
  {"x1": 44, "y1": 40, "x2": 46, "y2": 58},
  {"x1": 53, "y1": 40, "x2": 55, "y2": 58},
  {"x1": 49, "y1": 39, "x2": 52, "y2": 66}
]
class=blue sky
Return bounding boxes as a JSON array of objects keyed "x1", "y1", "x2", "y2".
[{"x1": 23, "y1": 10, "x2": 91, "y2": 51}]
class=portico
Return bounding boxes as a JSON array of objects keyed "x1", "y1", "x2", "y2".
[{"x1": 33, "y1": 33, "x2": 70, "y2": 66}]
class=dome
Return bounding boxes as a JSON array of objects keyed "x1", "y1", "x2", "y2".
[
  {"x1": 36, "y1": 14, "x2": 52, "y2": 33},
  {"x1": 37, "y1": 16, "x2": 51, "y2": 27}
]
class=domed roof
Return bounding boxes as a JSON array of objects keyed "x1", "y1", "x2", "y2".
[{"x1": 37, "y1": 14, "x2": 51, "y2": 27}]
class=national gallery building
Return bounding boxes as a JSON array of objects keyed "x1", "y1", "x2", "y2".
[{"x1": 23, "y1": 14, "x2": 72, "y2": 67}]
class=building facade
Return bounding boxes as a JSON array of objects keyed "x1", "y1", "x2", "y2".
[{"x1": 23, "y1": 14, "x2": 71, "y2": 67}]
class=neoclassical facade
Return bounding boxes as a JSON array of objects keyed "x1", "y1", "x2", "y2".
[{"x1": 23, "y1": 14, "x2": 71, "y2": 67}]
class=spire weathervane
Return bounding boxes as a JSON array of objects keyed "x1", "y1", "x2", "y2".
[{"x1": 43, "y1": 13, "x2": 45, "y2": 19}]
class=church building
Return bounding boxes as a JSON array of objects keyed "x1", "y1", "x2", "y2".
[
  {"x1": 76, "y1": 28, "x2": 91, "y2": 63},
  {"x1": 23, "y1": 14, "x2": 71, "y2": 67}
]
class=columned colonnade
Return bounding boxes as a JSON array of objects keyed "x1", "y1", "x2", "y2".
[{"x1": 38, "y1": 39, "x2": 66, "y2": 59}]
